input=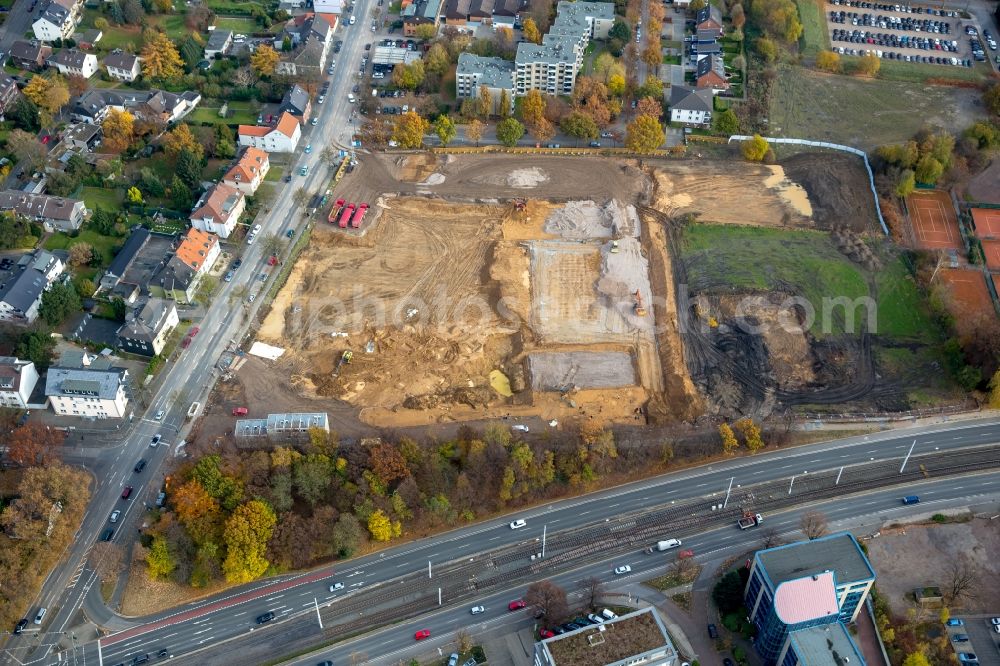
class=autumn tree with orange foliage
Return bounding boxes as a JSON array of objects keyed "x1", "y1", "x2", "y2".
[{"x1": 5, "y1": 422, "x2": 64, "y2": 466}]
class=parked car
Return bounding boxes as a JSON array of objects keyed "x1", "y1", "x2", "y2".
[
  {"x1": 946, "y1": 619, "x2": 965, "y2": 627},
  {"x1": 707, "y1": 623, "x2": 719, "y2": 639},
  {"x1": 14, "y1": 619, "x2": 28, "y2": 634}
]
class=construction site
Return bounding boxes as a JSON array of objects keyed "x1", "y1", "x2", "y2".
[{"x1": 206, "y1": 150, "x2": 958, "y2": 435}]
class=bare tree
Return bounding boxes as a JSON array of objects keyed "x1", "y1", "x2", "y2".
[
  {"x1": 760, "y1": 527, "x2": 781, "y2": 550},
  {"x1": 89, "y1": 541, "x2": 125, "y2": 583},
  {"x1": 671, "y1": 553, "x2": 697, "y2": 582},
  {"x1": 944, "y1": 558, "x2": 976, "y2": 606},
  {"x1": 525, "y1": 579, "x2": 569, "y2": 624},
  {"x1": 454, "y1": 628, "x2": 473, "y2": 654},
  {"x1": 800, "y1": 511, "x2": 828, "y2": 540},
  {"x1": 293, "y1": 187, "x2": 310, "y2": 207},
  {"x1": 579, "y1": 576, "x2": 605, "y2": 611}
]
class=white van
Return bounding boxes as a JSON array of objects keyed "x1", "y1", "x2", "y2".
[
  {"x1": 34, "y1": 608, "x2": 47, "y2": 625},
  {"x1": 601, "y1": 608, "x2": 618, "y2": 621},
  {"x1": 348, "y1": 93, "x2": 356, "y2": 103}
]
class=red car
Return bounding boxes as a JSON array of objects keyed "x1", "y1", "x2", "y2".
[
  {"x1": 414, "y1": 629, "x2": 431, "y2": 641},
  {"x1": 121, "y1": 486, "x2": 133, "y2": 500},
  {"x1": 540, "y1": 629, "x2": 555, "y2": 639},
  {"x1": 508, "y1": 600, "x2": 526, "y2": 611},
  {"x1": 189, "y1": 326, "x2": 200, "y2": 336},
  {"x1": 41, "y1": 135, "x2": 50, "y2": 144}
]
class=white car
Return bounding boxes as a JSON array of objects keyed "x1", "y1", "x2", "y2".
[
  {"x1": 247, "y1": 233, "x2": 257, "y2": 245},
  {"x1": 992, "y1": 618, "x2": 1000, "y2": 625},
  {"x1": 155, "y1": 410, "x2": 165, "y2": 420},
  {"x1": 470, "y1": 606, "x2": 485, "y2": 615},
  {"x1": 109, "y1": 510, "x2": 120, "y2": 523},
  {"x1": 587, "y1": 613, "x2": 605, "y2": 624},
  {"x1": 150, "y1": 434, "x2": 161, "y2": 447},
  {"x1": 509, "y1": 519, "x2": 526, "y2": 529},
  {"x1": 329, "y1": 582, "x2": 344, "y2": 592},
  {"x1": 512, "y1": 424, "x2": 529, "y2": 432},
  {"x1": 252, "y1": 223, "x2": 262, "y2": 234},
  {"x1": 614, "y1": 565, "x2": 632, "y2": 575}
]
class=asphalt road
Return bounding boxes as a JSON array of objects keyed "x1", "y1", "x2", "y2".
[
  {"x1": 0, "y1": 5, "x2": 375, "y2": 663},
  {"x1": 41, "y1": 418, "x2": 1000, "y2": 666}
]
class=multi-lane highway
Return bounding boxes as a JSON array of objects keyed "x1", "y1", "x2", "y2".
[
  {"x1": 1, "y1": 3, "x2": 376, "y2": 662},
  {"x1": 36, "y1": 419, "x2": 1000, "y2": 665}
]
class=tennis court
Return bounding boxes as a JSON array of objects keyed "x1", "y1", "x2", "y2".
[
  {"x1": 907, "y1": 191, "x2": 961, "y2": 250},
  {"x1": 970, "y1": 207, "x2": 1000, "y2": 239}
]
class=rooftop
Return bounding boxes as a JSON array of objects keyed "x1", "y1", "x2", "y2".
[
  {"x1": 103, "y1": 50, "x2": 138, "y2": 70},
  {"x1": 205, "y1": 29, "x2": 232, "y2": 49},
  {"x1": 235, "y1": 412, "x2": 330, "y2": 437},
  {"x1": 540, "y1": 608, "x2": 676, "y2": 666},
  {"x1": 457, "y1": 53, "x2": 515, "y2": 89},
  {"x1": 175, "y1": 227, "x2": 219, "y2": 269},
  {"x1": 45, "y1": 365, "x2": 127, "y2": 400},
  {"x1": 516, "y1": 36, "x2": 579, "y2": 65},
  {"x1": 788, "y1": 623, "x2": 865, "y2": 666},
  {"x1": 224, "y1": 147, "x2": 269, "y2": 185},
  {"x1": 757, "y1": 533, "x2": 876, "y2": 590},
  {"x1": 774, "y1": 571, "x2": 840, "y2": 624}
]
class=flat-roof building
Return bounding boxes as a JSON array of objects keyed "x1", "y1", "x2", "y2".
[{"x1": 534, "y1": 608, "x2": 678, "y2": 666}]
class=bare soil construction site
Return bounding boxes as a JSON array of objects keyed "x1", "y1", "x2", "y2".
[{"x1": 216, "y1": 150, "x2": 956, "y2": 434}]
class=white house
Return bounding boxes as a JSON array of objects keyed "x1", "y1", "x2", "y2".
[
  {"x1": 668, "y1": 85, "x2": 714, "y2": 126},
  {"x1": 189, "y1": 184, "x2": 245, "y2": 239},
  {"x1": 222, "y1": 147, "x2": 270, "y2": 195},
  {"x1": 237, "y1": 111, "x2": 301, "y2": 153},
  {"x1": 47, "y1": 48, "x2": 99, "y2": 78},
  {"x1": 0, "y1": 250, "x2": 66, "y2": 324},
  {"x1": 32, "y1": 0, "x2": 80, "y2": 42},
  {"x1": 45, "y1": 355, "x2": 129, "y2": 419},
  {"x1": 103, "y1": 51, "x2": 140, "y2": 82},
  {"x1": 0, "y1": 357, "x2": 40, "y2": 409}
]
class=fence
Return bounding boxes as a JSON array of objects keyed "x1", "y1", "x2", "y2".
[
  {"x1": 728, "y1": 135, "x2": 888, "y2": 235},
  {"x1": 430, "y1": 144, "x2": 687, "y2": 157}
]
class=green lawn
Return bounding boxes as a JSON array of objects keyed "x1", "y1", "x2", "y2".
[
  {"x1": 769, "y1": 65, "x2": 989, "y2": 150},
  {"x1": 663, "y1": 55, "x2": 681, "y2": 65},
  {"x1": 795, "y1": 0, "x2": 829, "y2": 57},
  {"x1": 189, "y1": 107, "x2": 258, "y2": 126},
  {"x1": 149, "y1": 14, "x2": 188, "y2": 40},
  {"x1": 264, "y1": 165, "x2": 285, "y2": 181},
  {"x1": 80, "y1": 186, "x2": 124, "y2": 212},
  {"x1": 214, "y1": 16, "x2": 262, "y2": 32},
  {"x1": 680, "y1": 224, "x2": 870, "y2": 336},
  {"x1": 43, "y1": 229, "x2": 121, "y2": 267},
  {"x1": 860, "y1": 57, "x2": 993, "y2": 84},
  {"x1": 440, "y1": 65, "x2": 456, "y2": 101},
  {"x1": 874, "y1": 256, "x2": 937, "y2": 341}
]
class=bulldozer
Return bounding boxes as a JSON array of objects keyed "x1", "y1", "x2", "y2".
[{"x1": 633, "y1": 290, "x2": 647, "y2": 317}]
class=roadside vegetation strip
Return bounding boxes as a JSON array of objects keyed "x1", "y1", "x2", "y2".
[
  {"x1": 795, "y1": 0, "x2": 830, "y2": 57},
  {"x1": 429, "y1": 145, "x2": 686, "y2": 156}
]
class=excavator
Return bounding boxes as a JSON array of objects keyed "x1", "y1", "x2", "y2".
[
  {"x1": 633, "y1": 290, "x2": 647, "y2": 317},
  {"x1": 333, "y1": 350, "x2": 353, "y2": 376}
]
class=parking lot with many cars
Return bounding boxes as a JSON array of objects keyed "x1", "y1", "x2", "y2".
[
  {"x1": 824, "y1": 1, "x2": 993, "y2": 68},
  {"x1": 946, "y1": 617, "x2": 1000, "y2": 666}
]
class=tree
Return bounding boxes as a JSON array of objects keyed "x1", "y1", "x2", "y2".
[
  {"x1": 712, "y1": 570, "x2": 745, "y2": 614},
  {"x1": 523, "y1": 17, "x2": 542, "y2": 44},
  {"x1": 424, "y1": 43, "x2": 450, "y2": 76},
  {"x1": 754, "y1": 36, "x2": 778, "y2": 63},
  {"x1": 4, "y1": 422, "x2": 64, "y2": 466},
  {"x1": 609, "y1": 19, "x2": 631, "y2": 43},
  {"x1": 434, "y1": 114, "x2": 457, "y2": 147},
  {"x1": 636, "y1": 96, "x2": 662, "y2": 119},
  {"x1": 15, "y1": 330, "x2": 56, "y2": 370},
  {"x1": 67, "y1": 241, "x2": 94, "y2": 267},
  {"x1": 800, "y1": 511, "x2": 828, "y2": 540},
  {"x1": 641, "y1": 43, "x2": 661, "y2": 70},
  {"x1": 250, "y1": 44, "x2": 279, "y2": 78},
  {"x1": 126, "y1": 186, "x2": 144, "y2": 205},
  {"x1": 524, "y1": 580, "x2": 569, "y2": 623},
  {"x1": 901, "y1": 654, "x2": 931, "y2": 666},
  {"x1": 392, "y1": 111, "x2": 430, "y2": 149},
  {"x1": 8, "y1": 129, "x2": 47, "y2": 171},
  {"x1": 222, "y1": 500, "x2": 277, "y2": 584},
  {"x1": 466, "y1": 118, "x2": 485, "y2": 146},
  {"x1": 9, "y1": 95, "x2": 40, "y2": 132},
  {"x1": 331, "y1": 513, "x2": 363, "y2": 557},
  {"x1": 367, "y1": 509, "x2": 393, "y2": 541},
  {"x1": 477, "y1": 85, "x2": 492, "y2": 118},
  {"x1": 690, "y1": 0, "x2": 705, "y2": 9},
  {"x1": 292, "y1": 454, "x2": 332, "y2": 506},
  {"x1": 944, "y1": 557, "x2": 976, "y2": 605},
  {"x1": 718, "y1": 423, "x2": 739, "y2": 454},
  {"x1": 89, "y1": 541, "x2": 125, "y2": 583},
  {"x1": 748, "y1": 0, "x2": 802, "y2": 42},
  {"x1": 520, "y1": 89, "x2": 547, "y2": 129},
  {"x1": 713, "y1": 107, "x2": 739, "y2": 135},
  {"x1": 731, "y1": 3, "x2": 746, "y2": 29},
  {"x1": 914, "y1": 155, "x2": 943, "y2": 185},
  {"x1": 988, "y1": 369, "x2": 1000, "y2": 408},
  {"x1": 413, "y1": 23, "x2": 437, "y2": 40},
  {"x1": 634, "y1": 76, "x2": 664, "y2": 103},
  {"x1": 392, "y1": 60, "x2": 425, "y2": 90},
  {"x1": 102, "y1": 109, "x2": 135, "y2": 153},
  {"x1": 498, "y1": 89, "x2": 511, "y2": 119},
  {"x1": 607, "y1": 73, "x2": 626, "y2": 97},
  {"x1": 816, "y1": 50, "x2": 841, "y2": 73},
  {"x1": 579, "y1": 577, "x2": 605, "y2": 610},
  {"x1": 147, "y1": 536, "x2": 177, "y2": 579},
  {"x1": 455, "y1": 628, "x2": 473, "y2": 654},
  {"x1": 985, "y1": 83, "x2": 1000, "y2": 116},
  {"x1": 625, "y1": 114, "x2": 664, "y2": 153},
  {"x1": 39, "y1": 282, "x2": 80, "y2": 326},
  {"x1": 561, "y1": 111, "x2": 599, "y2": 142},
  {"x1": 176, "y1": 149, "x2": 202, "y2": 190},
  {"x1": 496, "y1": 117, "x2": 524, "y2": 146},
  {"x1": 856, "y1": 53, "x2": 880, "y2": 77},
  {"x1": 23, "y1": 75, "x2": 69, "y2": 118},
  {"x1": 162, "y1": 124, "x2": 203, "y2": 162},
  {"x1": 121, "y1": 0, "x2": 145, "y2": 24},
  {"x1": 735, "y1": 417, "x2": 764, "y2": 453},
  {"x1": 742, "y1": 134, "x2": 770, "y2": 161},
  {"x1": 141, "y1": 31, "x2": 185, "y2": 82},
  {"x1": 896, "y1": 169, "x2": 916, "y2": 198}
]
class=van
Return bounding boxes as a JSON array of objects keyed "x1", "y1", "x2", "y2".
[
  {"x1": 901, "y1": 495, "x2": 920, "y2": 505},
  {"x1": 33, "y1": 608, "x2": 47, "y2": 625},
  {"x1": 348, "y1": 94, "x2": 356, "y2": 103},
  {"x1": 601, "y1": 608, "x2": 617, "y2": 620},
  {"x1": 349, "y1": 14, "x2": 356, "y2": 24}
]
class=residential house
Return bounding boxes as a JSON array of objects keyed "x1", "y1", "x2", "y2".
[
  {"x1": 312, "y1": 0, "x2": 343, "y2": 17},
  {"x1": 70, "y1": 89, "x2": 201, "y2": 124},
  {"x1": 279, "y1": 83, "x2": 312, "y2": 125},
  {"x1": 0, "y1": 357, "x2": 40, "y2": 409},
  {"x1": 401, "y1": 0, "x2": 442, "y2": 36},
  {"x1": 444, "y1": 0, "x2": 527, "y2": 26},
  {"x1": 273, "y1": 13, "x2": 333, "y2": 75},
  {"x1": 0, "y1": 191, "x2": 86, "y2": 231},
  {"x1": 62, "y1": 122, "x2": 103, "y2": 151},
  {"x1": 695, "y1": 4, "x2": 723, "y2": 34},
  {"x1": 45, "y1": 352, "x2": 129, "y2": 418},
  {"x1": 695, "y1": 55, "x2": 729, "y2": 91},
  {"x1": 103, "y1": 50, "x2": 140, "y2": 82},
  {"x1": 116, "y1": 297, "x2": 179, "y2": 357},
  {"x1": 0, "y1": 75, "x2": 20, "y2": 118},
  {"x1": 0, "y1": 249, "x2": 66, "y2": 324},
  {"x1": 222, "y1": 147, "x2": 270, "y2": 195},
  {"x1": 47, "y1": 48, "x2": 99, "y2": 78},
  {"x1": 72, "y1": 28, "x2": 103, "y2": 50},
  {"x1": 99, "y1": 226, "x2": 151, "y2": 293},
  {"x1": 669, "y1": 85, "x2": 714, "y2": 125},
  {"x1": 32, "y1": 0, "x2": 81, "y2": 42},
  {"x1": 9, "y1": 40, "x2": 52, "y2": 71},
  {"x1": 190, "y1": 183, "x2": 245, "y2": 239},
  {"x1": 204, "y1": 29, "x2": 233, "y2": 59},
  {"x1": 237, "y1": 112, "x2": 301, "y2": 153},
  {"x1": 150, "y1": 229, "x2": 220, "y2": 302},
  {"x1": 456, "y1": 53, "x2": 515, "y2": 114},
  {"x1": 745, "y1": 532, "x2": 875, "y2": 665}
]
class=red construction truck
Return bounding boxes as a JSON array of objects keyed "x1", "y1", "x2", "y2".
[
  {"x1": 232, "y1": 407, "x2": 248, "y2": 416},
  {"x1": 350, "y1": 203, "x2": 368, "y2": 228},
  {"x1": 328, "y1": 198, "x2": 345, "y2": 224},
  {"x1": 338, "y1": 203, "x2": 355, "y2": 228}
]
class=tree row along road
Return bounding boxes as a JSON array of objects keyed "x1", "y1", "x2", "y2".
[{"x1": 87, "y1": 441, "x2": 1000, "y2": 666}]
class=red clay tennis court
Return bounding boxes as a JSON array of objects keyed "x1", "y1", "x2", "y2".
[
  {"x1": 982, "y1": 240, "x2": 1000, "y2": 271},
  {"x1": 907, "y1": 191, "x2": 961, "y2": 250},
  {"x1": 939, "y1": 269, "x2": 993, "y2": 323},
  {"x1": 970, "y1": 207, "x2": 1000, "y2": 240}
]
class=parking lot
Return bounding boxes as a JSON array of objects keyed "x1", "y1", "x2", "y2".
[
  {"x1": 824, "y1": 0, "x2": 997, "y2": 68},
  {"x1": 949, "y1": 617, "x2": 1000, "y2": 666}
]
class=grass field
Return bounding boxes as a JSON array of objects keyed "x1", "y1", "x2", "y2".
[
  {"x1": 681, "y1": 225, "x2": 869, "y2": 336},
  {"x1": 769, "y1": 65, "x2": 988, "y2": 149},
  {"x1": 189, "y1": 105, "x2": 258, "y2": 125},
  {"x1": 80, "y1": 186, "x2": 123, "y2": 211},
  {"x1": 795, "y1": 0, "x2": 829, "y2": 57},
  {"x1": 874, "y1": 256, "x2": 938, "y2": 341},
  {"x1": 214, "y1": 16, "x2": 261, "y2": 32},
  {"x1": 43, "y1": 229, "x2": 120, "y2": 266}
]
